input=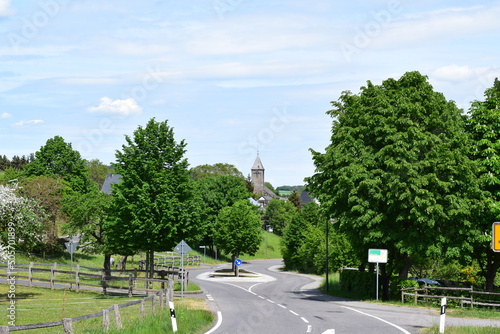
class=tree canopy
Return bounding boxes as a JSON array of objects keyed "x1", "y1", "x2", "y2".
[
  {"x1": 106, "y1": 118, "x2": 200, "y2": 263},
  {"x1": 306, "y1": 71, "x2": 478, "y2": 289},
  {"x1": 24, "y1": 136, "x2": 93, "y2": 193},
  {"x1": 466, "y1": 78, "x2": 500, "y2": 290}
]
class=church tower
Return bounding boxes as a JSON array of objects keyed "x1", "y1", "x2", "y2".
[{"x1": 251, "y1": 154, "x2": 265, "y2": 194}]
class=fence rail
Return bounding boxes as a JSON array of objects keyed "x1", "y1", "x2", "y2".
[
  {"x1": 0, "y1": 285, "x2": 174, "y2": 333},
  {"x1": 401, "y1": 286, "x2": 500, "y2": 308},
  {"x1": 0, "y1": 262, "x2": 188, "y2": 296}
]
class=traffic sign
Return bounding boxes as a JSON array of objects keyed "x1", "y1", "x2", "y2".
[
  {"x1": 234, "y1": 258, "x2": 242, "y2": 266},
  {"x1": 368, "y1": 249, "x2": 388, "y2": 263},
  {"x1": 174, "y1": 240, "x2": 191, "y2": 255},
  {"x1": 493, "y1": 223, "x2": 500, "y2": 252}
]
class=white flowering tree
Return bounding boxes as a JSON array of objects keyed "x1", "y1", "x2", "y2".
[{"x1": 0, "y1": 184, "x2": 44, "y2": 253}]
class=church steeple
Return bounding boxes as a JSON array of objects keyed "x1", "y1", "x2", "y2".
[{"x1": 251, "y1": 153, "x2": 265, "y2": 194}]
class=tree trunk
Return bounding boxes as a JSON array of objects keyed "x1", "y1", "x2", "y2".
[
  {"x1": 118, "y1": 256, "x2": 127, "y2": 271},
  {"x1": 398, "y1": 253, "x2": 411, "y2": 279},
  {"x1": 231, "y1": 254, "x2": 236, "y2": 274},
  {"x1": 149, "y1": 249, "x2": 155, "y2": 279},
  {"x1": 485, "y1": 250, "x2": 500, "y2": 291},
  {"x1": 103, "y1": 254, "x2": 111, "y2": 279},
  {"x1": 145, "y1": 251, "x2": 150, "y2": 279},
  {"x1": 380, "y1": 263, "x2": 390, "y2": 301}
]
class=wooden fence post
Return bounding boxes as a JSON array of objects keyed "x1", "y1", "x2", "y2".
[
  {"x1": 113, "y1": 304, "x2": 122, "y2": 329},
  {"x1": 28, "y1": 262, "x2": 33, "y2": 287},
  {"x1": 75, "y1": 265, "x2": 80, "y2": 292},
  {"x1": 152, "y1": 294, "x2": 156, "y2": 314},
  {"x1": 103, "y1": 309, "x2": 110, "y2": 332},
  {"x1": 0, "y1": 326, "x2": 9, "y2": 334},
  {"x1": 168, "y1": 280, "x2": 174, "y2": 302},
  {"x1": 50, "y1": 264, "x2": 56, "y2": 290},
  {"x1": 128, "y1": 274, "x2": 133, "y2": 297},
  {"x1": 102, "y1": 270, "x2": 107, "y2": 296},
  {"x1": 414, "y1": 288, "x2": 417, "y2": 305},
  {"x1": 63, "y1": 318, "x2": 73, "y2": 334},
  {"x1": 140, "y1": 300, "x2": 145, "y2": 318},
  {"x1": 160, "y1": 291, "x2": 164, "y2": 310}
]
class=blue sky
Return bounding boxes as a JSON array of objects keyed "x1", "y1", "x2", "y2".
[{"x1": 1, "y1": 0, "x2": 500, "y2": 186}]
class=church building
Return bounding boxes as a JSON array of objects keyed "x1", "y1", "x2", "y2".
[{"x1": 251, "y1": 154, "x2": 280, "y2": 206}]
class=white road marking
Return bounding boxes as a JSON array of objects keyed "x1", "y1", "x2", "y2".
[
  {"x1": 341, "y1": 306, "x2": 411, "y2": 334},
  {"x1": 307, "y1": 325, "x2": 313, "y2": 332},
  {"x1": 267, "y1": 299, "x2": 275, "y2": 304},
  {"x1": 322, "y1": 330, "x2": 335, "y2": 334},
  {"x1": 289, "y1": 310, "x2": 299, "y2": 316},
  {"x1": 204, "y1": 311, "x2": 222, "y2": 334},
  {"x1": 206, "y1": 294, "x2": 214, "y2": 301},
  {"x1": 277, "y1": 303, "x2": 286, "y2": 309},
  {"x1": 301, "y1": 317, "x2": 309, "y2": 323},
  {"x1": 258, "y1": 295, "x2": 265, "y2": 299}
]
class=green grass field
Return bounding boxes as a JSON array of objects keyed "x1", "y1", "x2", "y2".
[{"x1": 0, "y1": 284, "x2": 213, "y2": 333}]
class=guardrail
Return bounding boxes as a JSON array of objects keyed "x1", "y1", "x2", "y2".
[
  {"x1": 0, "y1": 262, "x2": 188, "y2": 296},
  {"x1": 401, "y1": 286, "x2": 500, "y2": 308},
  {"x1": 0, "y1": 286, "x2": 173, "y2": 333}
]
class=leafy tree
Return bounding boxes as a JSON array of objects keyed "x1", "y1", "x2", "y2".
[
  {"x1": 288, "y1": 190, "x2": 302, "y2": 210},
  {"x1": 24, "y1": 136, "x2": 93, "y2": 193},
  {"x1": 0, "y1": 168, "x2": 23, "y2": 184},
  {"x1": 193, "y1": 174, "x2": 251, "y2": 254},
  {"x1": 467, "y1": 78, "x2": 500, "y2": 290},
  {"x1": 17, "y1": 176, "x2": 68, "y2": 252},
  {"x1": 106, "y1": 118, "x2": 200, "y2": 277},
  {"x1": 306, "y1": 71, "x2": 478, "y2": 299},
  {"x1": 263, "y1": 199, "x2": 295, "y2": 236},
  {"x1": 190, "y1": 163, "x2": 243, "y2": 180},
  {"x1": 214, "y1": 199, "x2": 262, "y2": 276},
  {"x1": 63, "y1": 189, "x2": 114, "y2": 275},
  {"x1": 0, "y1": 184, "x2": 45, "y2": 253},
  {"x1": 86, "y1": 159, "x2": 110, "y2": 188}
]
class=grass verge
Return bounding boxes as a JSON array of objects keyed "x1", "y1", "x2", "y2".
[{"x1": 0, "y1": 284, "x2": 213, "y2": 333}]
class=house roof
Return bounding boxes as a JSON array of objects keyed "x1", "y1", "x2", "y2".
[{"x1": 101, "y1": 173, "x2": 122, "y2": 195}]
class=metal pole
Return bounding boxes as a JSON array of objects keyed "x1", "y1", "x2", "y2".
[
  {"x1": 181, "y1": 244, "x2": 184, "y2": 299},
  {"x1": 266, "y1": 226, "x2": 268, "y2": 258},
  {"x1": 376, "y1": 262, "x2": 379, "y2": 301},
  {"x1": 326, "y1": 219, "x2": 329, "y2": 292}
]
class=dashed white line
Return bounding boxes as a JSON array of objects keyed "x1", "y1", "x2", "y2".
[
  {"x1": 307, "y1": 325, "x2": 313, "y2": 332},
  {"x1": 267, "y1": 299, "x2": 275, "y2": 304},
  {"x1": 289, "y1": 310, "x2": 299, "y2": 316},
  {"x1": 258, "y1": 295, "x2": 265, "y2": 299},
  {"x1": 206, "y1": 294, "x2": 214, "y2": 301},
  {"x1": 301, "y1": 317, "x2": 309, "y2": 323},
  {"x1": 277, "y1": 303, "x2": 286, "y2": 309}
]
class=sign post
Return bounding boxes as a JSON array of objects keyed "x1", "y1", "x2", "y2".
[
  {"x1": 493, "y1": 223, "x2": 500, "y2": 252},
  {"x1": 64, "y1": 235, "x2": 80, "y2": 284},
  {"x1": 174, "y1": 240, "x2": 191, "y2": 298},
  {"x1": 368, "y1": 249, "x2": 388, "y2": 301}
]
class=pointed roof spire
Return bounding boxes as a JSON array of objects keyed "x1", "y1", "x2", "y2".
[{"x1": 252, "y1": 154, "x2": 264, "y2": 170}]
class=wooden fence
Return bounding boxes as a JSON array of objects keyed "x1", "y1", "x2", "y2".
[
  {"x1": 0, "y1": 262, "x2": 188, "y2": 296},
  {"x1": 401, "y1": 286, "x2": 500, "y2": 308},
  {"x1": 0, "y1": 285, "x2": 174, "y2": 333}
]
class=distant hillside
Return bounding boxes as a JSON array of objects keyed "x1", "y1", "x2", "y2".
[{"x1": 276, "y1": 185, "x2": 305, "y2": 196}]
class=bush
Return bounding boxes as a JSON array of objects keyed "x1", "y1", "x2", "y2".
[
  {"x1": 339, "y1": 269, "x2": 376, "y2": 299},
  {"x1": 390, "y1": 277, "x2": 417, "y2": 301}
]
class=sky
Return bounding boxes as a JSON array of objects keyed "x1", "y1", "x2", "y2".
[{"x1": 1, "y1": 0, "x2": 500, "y2": 187}]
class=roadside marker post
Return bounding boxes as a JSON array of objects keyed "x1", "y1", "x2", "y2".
[
  {"x1": 169, "y1": 301, "x2": 178, "y2": 332},
  {"x1": 439, "y1": 297, "x2": 447, "y2": 333},
  {"x1": 493, "y1": 222, "x2": 500, "y2": 252}
]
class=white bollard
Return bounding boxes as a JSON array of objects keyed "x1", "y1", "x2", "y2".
[
  {"x1": 439, "y1": 297, "x2": 447, "y2": 333},
  {"x1": 169, "y1": 301, "x2": 178, "y2": 332}
]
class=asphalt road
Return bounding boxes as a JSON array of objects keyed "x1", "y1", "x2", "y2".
[{"x1": 191, "y1": 259, "x2": 500, "y2": 334}]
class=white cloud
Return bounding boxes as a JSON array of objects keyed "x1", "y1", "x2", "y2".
[
  {"x1": 12, "y1": 120, "x2": 44, "y2": 128},
  {"x1": 0, "y1": 0, "x2": 13, "y2": 17},
  {"x1": 432, "y1": 65, "x2": 489, "y2": 82},
  {"x1": 87, "y1": 97, "x2": 142, "y2": 116},
  {"x1": 1, "y1": 112, "x2": 11, "y2": 119}
]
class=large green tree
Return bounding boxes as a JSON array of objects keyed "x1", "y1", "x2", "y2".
[
  {"x1": 214, "y1": 199, "x2": 262, "y2": 276},
  {"x1": 307, "y1": 71, "x2": 478, "y2": 298},
  {"x1": 24, "y1": 136, "x2": 93, "y2": 193},
  {"x1": 190, "y1": 163, "x2": 243, "y2": 180},
  {"x1": 106, "y1": 118, "x2": 200, "y2": 277},
  {"x1": 467, "y1": 78, "x2": 500, "y2": 290},
  {"x1": 263, "y1": 199, "x2": 295, "y2": 236},
  {"x1": 193, "y1": 174, "x2": 251, "y2": 254}
]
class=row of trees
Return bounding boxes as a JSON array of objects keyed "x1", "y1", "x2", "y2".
[
  {"x1": 0, "y1": 119, "x2": 264, "y2": 277},
  {"x1": 303, "y1": 71, "x2": 500, "y2": 296}
]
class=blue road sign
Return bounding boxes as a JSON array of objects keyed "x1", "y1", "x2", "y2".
[{"x1": 235, "y1": 258, "x2": 242, "y2": 266}]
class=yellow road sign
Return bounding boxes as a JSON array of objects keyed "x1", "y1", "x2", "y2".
[{"x1": 493, "y1": 223, "x2": 500, "y2": 252}]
